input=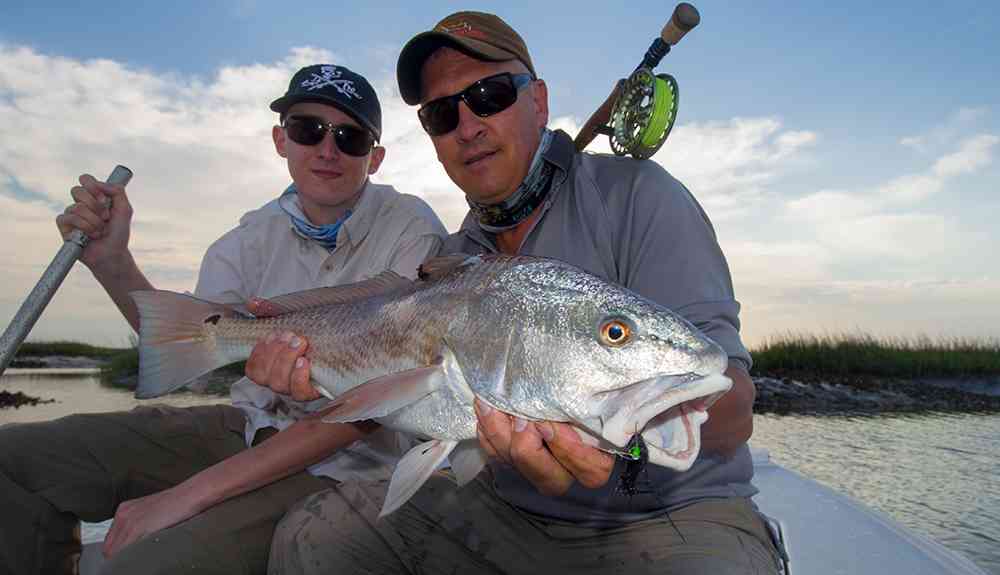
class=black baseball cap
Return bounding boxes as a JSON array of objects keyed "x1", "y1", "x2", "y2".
[{"x1": 270, "y1": 64, "x2": 382, "y2": 141}]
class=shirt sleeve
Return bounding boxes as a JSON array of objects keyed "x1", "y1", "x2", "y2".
[
  {"x1": 612, "y1": 162, "x2": 751, "y2": 370},
  {"x1": 384, "y1": 195, "x2": 449, "y2": 280},
  {"x1": 192, "y1": 227, "x2": 249, "y2": 304},
  {"x1": 388, "y1": 234, "x2": 445, "y2": 280}
]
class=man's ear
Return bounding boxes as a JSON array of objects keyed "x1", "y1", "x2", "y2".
[
  {"x1": 368, "y1": 145, "x2": 386, "y2": 175},
  {"x1": 273, "y1": 125, "x2": 287, "y2": 158},
  {"x1": 530, "y1": 79, "x2": 549, "y2": 131}
]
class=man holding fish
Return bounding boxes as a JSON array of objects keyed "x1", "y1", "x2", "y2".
[
  {"x1": 0, "y1": 65, "x2": 446, "y2": 574},
  {"x1": 258, "y1": 11, "x2": 783, "y2": 575}
]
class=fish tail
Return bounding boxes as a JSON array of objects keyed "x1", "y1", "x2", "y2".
[{"x1": 130, "y1": 290, "x2": 243, "y2": 399}]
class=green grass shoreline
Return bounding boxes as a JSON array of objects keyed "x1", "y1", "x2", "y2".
[{"x1": 10, "y1": 334, "x2": 1000, "y2": 393}]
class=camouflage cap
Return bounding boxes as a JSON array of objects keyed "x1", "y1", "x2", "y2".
[{"x1": 397, "y1": 11, "x2": 536, "y2": 105}]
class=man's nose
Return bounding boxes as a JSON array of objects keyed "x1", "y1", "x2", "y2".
[
  {"x1": 455, "y1": 101, "x2": 487, "y2": 143},
  {"x1": 316, "y1": 130, "x2": 339, "y2": 159}
]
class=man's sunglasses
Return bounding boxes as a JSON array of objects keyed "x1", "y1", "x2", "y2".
[
  {"x1": 283, "y1": 115, "x2": 376, "y2": 157},
  {"x1": 418, "y1": 72, "x2": 534, "y2": 136}
]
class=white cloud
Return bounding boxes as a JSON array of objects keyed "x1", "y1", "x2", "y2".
[
  {"x1": 931, "y1": 134, "x2": 998, "y2": 177},
  {"x1": 780, "y1": 133, "x2": 995, "y2": 266},
  {"x1": 900, "y1": 107, "x2": 990, "y2": 151},
  {"x1": 0, "y1": 43, "x2": 996, "y2": 348},
  {"x1": 652, "y1": 117, "x2": 817, "y2": 221}
]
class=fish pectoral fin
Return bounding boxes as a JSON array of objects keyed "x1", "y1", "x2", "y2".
[
  {"x1": 448, "y1": 440, "x2": 486, "y2": 487},
  {"x1": 320, "y1": 365, "x2": 444, "y2": 424},
  {"x1": 381, "y1": 439, "x2": 457, "y2": 518}
]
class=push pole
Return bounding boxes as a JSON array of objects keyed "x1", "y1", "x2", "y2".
[{"x1": 0, "y1": 166, "x2": 133, "y2": 376}]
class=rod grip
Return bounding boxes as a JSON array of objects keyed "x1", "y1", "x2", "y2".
[{"x1": 661, "y1": 3, "x2": 701, "y2": 45}]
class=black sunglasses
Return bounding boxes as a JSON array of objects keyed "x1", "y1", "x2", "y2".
[
  {"x1": 418, "y1": 72, "x2": 533, "y2": 136},
  {"x1": 283, "y1": 115, "x2": 376, "y2": 157}
]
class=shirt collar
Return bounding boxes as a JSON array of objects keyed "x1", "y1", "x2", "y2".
[
  {"x1": 281, "y1": 179, "x2": 376, "y2": 249},
  {"x1": 456, "y1": 129, "x2": 575, "y2": 250}
]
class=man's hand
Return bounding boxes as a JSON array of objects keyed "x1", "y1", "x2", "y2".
[
  {"x1": 102, "y1": 487, "x2": 198, "y2": 558},
  {"x1": 244, "y1": 325, "x2": 321, "y2": 401},
  {"x1": 699, "y1": 364, "x2": 755, "y2": 457},
  {"x1": 475, "y1": 399, "x2": 614, "y2": 497},
  {"x1": 55, "y1": 174, "x2": 133, "y2": 271}
]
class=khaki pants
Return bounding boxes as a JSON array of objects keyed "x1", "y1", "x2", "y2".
[
  {"x1": 0, "y1": 405, "x2": 334, "y2": 575},
  {"x1": 269, "y1": 471, "x2": 783, "y2": 575}
]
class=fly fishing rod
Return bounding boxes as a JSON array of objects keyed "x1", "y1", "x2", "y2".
[
  {"x1": 574, "y1": 2, "x2": 700, "y2": 158},
  {"x1": 0, "y1": 165, "x2": 133, "y2": 376}
]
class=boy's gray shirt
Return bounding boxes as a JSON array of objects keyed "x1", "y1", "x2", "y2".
[{"x1": 441, "y1": 130, "x2": 756, "y2": 526}]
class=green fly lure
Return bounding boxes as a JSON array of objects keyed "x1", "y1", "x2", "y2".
[{"x1": 616, "y1": 432, "x2": 650, "y2": 497}]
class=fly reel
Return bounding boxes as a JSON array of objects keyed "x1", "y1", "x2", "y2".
[
  {"x1": 573, "y1": 3, "x2": 699, "y2": 158},
  {"x1": 609, "y1": 68, "x2": 679, "y2": 159}
]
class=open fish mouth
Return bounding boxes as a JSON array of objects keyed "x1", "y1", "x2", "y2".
[{"x1": 598, "y1": 372, "x2": 733, "y2": 470}]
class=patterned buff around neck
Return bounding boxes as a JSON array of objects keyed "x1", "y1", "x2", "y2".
[
  {"x1": 279, "y1": 185, "x2": 351, "y2": 252},
  {"x1": 468, "y1": 128, "x2": 556, "y2": 233}
]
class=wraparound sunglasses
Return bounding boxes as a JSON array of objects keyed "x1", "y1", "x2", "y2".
[
  {"x1": 283, "y1": 115, "x2": 376, "y2": 157},
  {"x1": 418, "y1": 72, "x2": 533, "y2": 136}
]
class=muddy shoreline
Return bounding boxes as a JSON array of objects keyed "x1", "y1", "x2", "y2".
[{"x1": 752, "y1": 371, "x2": 1000, "y2": 415}]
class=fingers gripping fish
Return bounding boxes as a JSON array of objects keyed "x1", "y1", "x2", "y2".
[{"x1": 130, "y1": 254, "x2": 732, "y2": 517}]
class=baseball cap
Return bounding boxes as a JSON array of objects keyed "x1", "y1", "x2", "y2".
[
  {"x1": 397, "y1": 11, "x2": 536, "y2": 105},
  {"x1": 270, "y1": 64, "x2": 382, "y2": 141}
]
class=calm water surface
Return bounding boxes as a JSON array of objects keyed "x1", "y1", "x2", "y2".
[
  {"x1": 750, "y1": 411, "x2": 999, "y2": 573},
  {"x1": 3, "y1": 369, "x2": 998, "y2": 573}
]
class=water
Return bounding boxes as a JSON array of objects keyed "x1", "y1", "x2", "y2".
[
  {"x1": 750, "y1": 412, "x2": 1000, "y2": 574},
  {"x1": 3, "y1": 369, "x2": 998, "y2": 573},
  {"x1": 0, "y1": 368, "x2": 229, "y2": 424}
]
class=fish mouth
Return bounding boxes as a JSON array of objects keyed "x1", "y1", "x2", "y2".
[{"x1": 597, "y1": 372, "x2": 733, "y2": 471}]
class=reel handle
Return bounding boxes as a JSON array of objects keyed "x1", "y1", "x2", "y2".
[{"x1": 574, "y1": 3, "x2": 700, "y2": 153}]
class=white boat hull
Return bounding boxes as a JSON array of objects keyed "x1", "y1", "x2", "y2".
[{"x1": 78, "y1": 449, "x2": 989, "y2": 574}]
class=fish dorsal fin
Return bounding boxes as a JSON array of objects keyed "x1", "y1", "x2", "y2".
[
  {"x1": 251, "y1": 271, "x2": 411, "y2": 316},
  {"x1": 417, "y1": 253, "x2": 482, "y2": 282}
]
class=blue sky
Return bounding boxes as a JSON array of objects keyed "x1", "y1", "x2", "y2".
[{"x1": 1, "y1": 1, "x2": 998, "y2": 347}]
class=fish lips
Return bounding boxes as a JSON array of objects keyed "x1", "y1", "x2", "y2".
[{"x1": 597, "y1": 372, "x2": 733, "y2": 470}]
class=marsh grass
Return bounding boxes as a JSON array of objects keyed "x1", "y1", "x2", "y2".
[
  {"x1": 750, "y1": 333, "x2": 1000, "y2": 378},
  {"x1": 16, "y1": 341, "x2": 124, "y2": 359},
  {"x1": 17, "y1": 334, "x2": 1000, "y2": 391}
]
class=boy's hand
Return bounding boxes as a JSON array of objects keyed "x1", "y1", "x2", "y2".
[{"x1": 244, "y1": 326, "x2": 321, "y2": 401}]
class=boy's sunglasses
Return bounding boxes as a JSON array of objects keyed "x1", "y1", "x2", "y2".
[
  {"x1": 418, "y1": 72, "x2": 533, "y2": 136},
  {"x1": 283, "y1": 115, "x2": 376, "y2": 157}
]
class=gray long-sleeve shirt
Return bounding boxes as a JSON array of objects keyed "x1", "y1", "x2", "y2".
[{"x1": 441, "y1": 130, "x2": 756, "y2": 526}]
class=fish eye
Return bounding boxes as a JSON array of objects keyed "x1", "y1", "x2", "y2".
[{"x1": 600, "y1": 319, "x2": 631, "y2": 346}]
